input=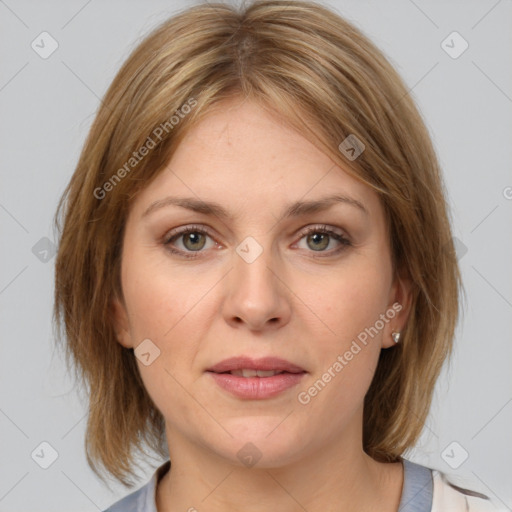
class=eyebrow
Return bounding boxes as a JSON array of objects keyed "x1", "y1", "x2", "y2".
[{"x1": 141, "y1": 193, "x2": 368, "y2": 220}]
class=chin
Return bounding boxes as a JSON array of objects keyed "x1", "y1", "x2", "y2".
[{"x1": 210, "y1": 416, "x2": 307, "y2": 469}]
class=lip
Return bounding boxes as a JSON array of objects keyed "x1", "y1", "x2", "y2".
[
  {"x1": 206, "y1": 356, "x2": 307, "y2": 400},
  {"x1": 207, "y1": 356, "x2": 306, "y2": 374}
]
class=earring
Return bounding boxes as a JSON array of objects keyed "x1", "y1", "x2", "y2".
[{"x1": 391, "y1": 331, "x2": 401, "y2": 344}]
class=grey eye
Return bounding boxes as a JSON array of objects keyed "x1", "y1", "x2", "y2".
[
  {"x1": 305, "y1": 232, "x2": 330, "y2": 251},
  {"x1": 181, "y1": 232, "x2": 207, "y2": 251}
]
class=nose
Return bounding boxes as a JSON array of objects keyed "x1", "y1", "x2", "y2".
[{"x1": 222, "y1": 239, "x2": 292, "y2": 332}]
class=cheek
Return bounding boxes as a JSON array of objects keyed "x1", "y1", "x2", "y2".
[
  {"x1": 312, "y1": 259, "x2": 391, "y2": 345},
  {"x1": 120, "y1": 252, "x2": 220, "y2": 397},
  {"x1": 121, "y1": 249, "x2": 210, "y2": 340},
  {"x1": 297, "y1": 259, "x2": 390, "y2": 408},
  {"x1": 124, "y1": 274, "x2": 202, "y2": 422}
]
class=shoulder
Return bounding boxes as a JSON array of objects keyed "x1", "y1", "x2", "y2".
[
  {"x1": 103, "y1": 487, "x2": 143, "y2": 512},
  {"x1": 102, "y1": 482, "x2": 152, "y2": 512},
  {"x1": 431, "y1": 469, "x2": 508, "y2": 512},
  {"x1": 102, "y1": 460, "x2": 171, "y2": 512}
]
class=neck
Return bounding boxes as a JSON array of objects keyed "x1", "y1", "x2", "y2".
[{"x1": 156, "y1": 426, "x2": 404, "y2": 512}]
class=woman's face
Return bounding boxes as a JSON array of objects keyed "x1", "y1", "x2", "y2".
[{"x1": 113, "y1": 97, "x2": 410, "y2": 467}]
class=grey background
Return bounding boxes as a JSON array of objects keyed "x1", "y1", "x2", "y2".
[{"x1": 1, "y1": 0, "x2": 511, "y2": 510}]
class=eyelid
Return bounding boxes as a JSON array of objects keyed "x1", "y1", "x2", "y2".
[
  {"x1": 293, "y1": 224, "x2": 352, "y2": 254},
  {"x1": 297, "y1": 224, "x2": 347, "y2": 239},
  {"x1": 163, "y1": 223, "x2": 351, "y2": 258},
  {"x1": 163, "y1": 224, "x2": 214, "y2": 244},
  {"x1": 163, "y1": 223, "x2": 348, "y2": 241}
]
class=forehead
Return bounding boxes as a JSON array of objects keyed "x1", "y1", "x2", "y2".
[{"x1": 130, "y1": 97, "x2": 384, "y2": 224}]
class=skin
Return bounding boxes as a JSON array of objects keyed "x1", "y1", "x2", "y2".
[{"x1": 112, "y1": 96, "x2": 412, "y2": 512}]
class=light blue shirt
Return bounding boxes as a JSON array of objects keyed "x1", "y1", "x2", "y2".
[{"x1": 103, "y1": 458, "x2": 435, "y2": 511}]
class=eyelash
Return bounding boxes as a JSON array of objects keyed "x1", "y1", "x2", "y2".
[{"x1": 163, "y1": 224, "x2": 352, "y2": 259}]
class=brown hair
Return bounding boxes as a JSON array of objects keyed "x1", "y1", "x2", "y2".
[{"x1": 53, "y1": 0, "x2": 461, "y2": 486}]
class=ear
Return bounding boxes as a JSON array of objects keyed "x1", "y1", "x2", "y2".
[
  {"x1": 382, "y1": 269, "x2": 413, "y2": 349},
  {"x1": 110, "y1": 293, "x2": 133, "y2": 349}
]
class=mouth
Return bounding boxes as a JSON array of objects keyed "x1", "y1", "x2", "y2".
[
  {"x1": 206, "y1": 356, "x2": 307, "y2": 399},
  {"x1": 206, "y1": 356, "x2": 306, "y2": 375},
  {"x1": 219, "y1": 369, "x2": 290, "y2": 377}
]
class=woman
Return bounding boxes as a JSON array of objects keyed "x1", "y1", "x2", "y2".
[{"x1": 53, "y1": 1, "x2": 506, "y2": 510}]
